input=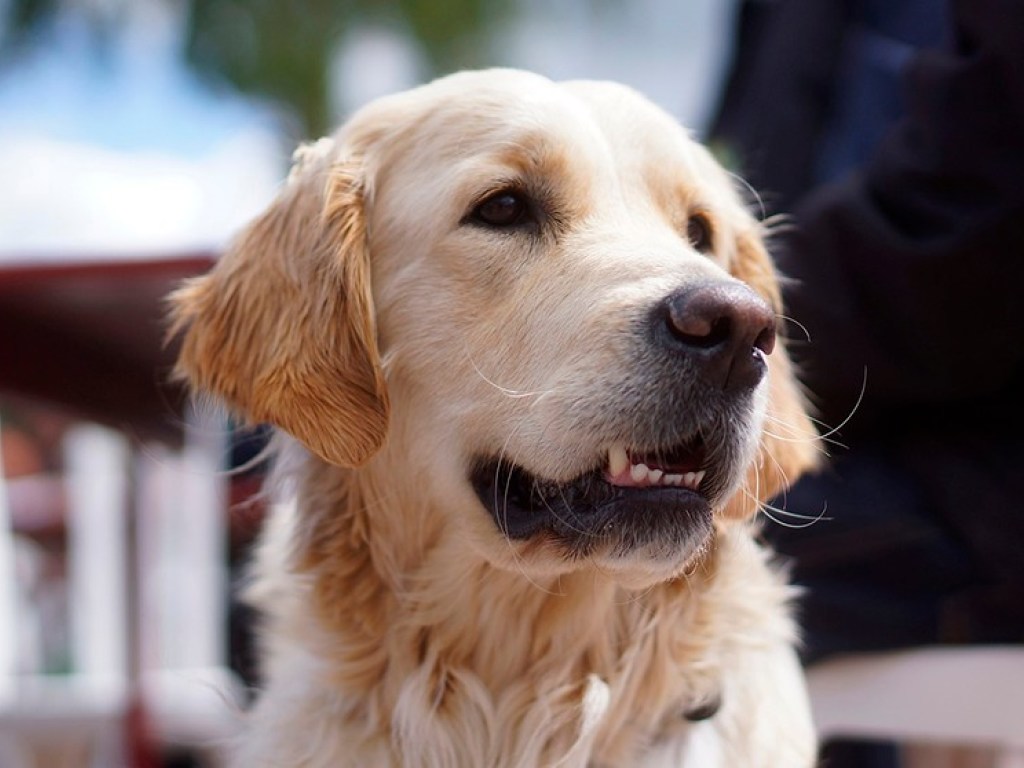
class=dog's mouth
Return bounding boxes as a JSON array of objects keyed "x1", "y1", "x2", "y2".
[{"x1": 471, "y1": 434, "x2": 721, "y2": 560}]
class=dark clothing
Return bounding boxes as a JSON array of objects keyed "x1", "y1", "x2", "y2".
[
  {"x1": 714, "y1": 0, "x2": 952, "y2": 209},
  {"x1": 714, "y1": 0, "x2": 1024, "y2": 660}
]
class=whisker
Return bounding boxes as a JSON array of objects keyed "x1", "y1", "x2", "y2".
[
  {"x1": 812, "y1": 367, "x2": 868, "y2": 442},
  {"x1": 744, "y1": 486, "x2": 830, "y2": 529},
  {"x1": 759, "y1": 368, "x2": 868, "y2": 451},
  {"x1": 466, "y1": 348, "x2": 556, "y2": 401},
  {"x1": 729, "y1": 171, "x2": 767, "y2": 221},
  {"x1": 528, "y1": 417, "x2": 600, "y2": 541},
  {"x1": 759, "y1": 412, "x2": 822, "y2": 439},
  {"x1": 760, "y1": 415, "x2": 844, "y2": 451},
  {"x1": 765, "y1": 504, "x2": 831, "y2": 522},
  {"x1": 494, "y1": 420, "x2": 563, "y2": 596},
  {"x1": 761, "y1": 212, "x2": 794, "y2": 234},
  {"x1": 775, "y1": 313, "x2": 812, "y2": 343},
  {"x1": 761, "y1": 441, "x2": 789, "y2": 494}
]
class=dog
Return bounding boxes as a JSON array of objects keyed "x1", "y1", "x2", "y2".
[{"x1": 170, "y1": 69, "x2": 820, "y2": 767}]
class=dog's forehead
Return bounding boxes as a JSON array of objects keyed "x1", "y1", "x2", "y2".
[
  {"x1": 558, "y1": 79, "x2": 699, "y2": 159},
  {"x1": 556, "y1": 79, "x2": 727, "y2": 200},
  {"x1": 350, "y1": 70, "x2": 713, "y2": 192}
]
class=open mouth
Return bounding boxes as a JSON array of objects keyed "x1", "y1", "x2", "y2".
[{"x1": 471, "y1": 435, "x2": 718, "y2": 558}]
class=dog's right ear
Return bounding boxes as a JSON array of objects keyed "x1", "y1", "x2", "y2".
[{"x1": 168, "y1": 144, "x2": 389, "y2": 467}]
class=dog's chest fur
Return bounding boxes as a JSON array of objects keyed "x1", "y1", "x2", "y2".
[{"x1": 236, "y1": 455, "x2": 799, "y2": 768}]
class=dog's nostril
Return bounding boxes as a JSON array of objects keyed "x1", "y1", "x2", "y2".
[
  {"x1": 669, "y1": 314, "x2": 733, "y2": 350},
  {"x1": 660, "y1": 282, "x2": 776, "y2": 391},
  {"x1": 753, "y1": 325, "x2": 777, "y2": 356}
]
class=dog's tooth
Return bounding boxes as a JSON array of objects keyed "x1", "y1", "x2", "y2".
[
  {"x1": 608, "y1": 446, "x2": 629, "y2": 476},
  {"x1": 682, "y1": 472, "x2": 699, "y2": 489},
  {"x1": 693, "y1": 470, "x2": 706, "y2": 488},
  {"x1": 630, "y1": 462, "x2": 649, "y2": 483},
  {"x1": 664, "y1": 473, "x2": 683, "y2": 486},
  {"x1": 648, "y1": 468, "x2": 664, "y2": 484}
]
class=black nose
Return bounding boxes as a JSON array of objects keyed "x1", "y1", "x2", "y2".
[{"x1": 657, "y1": 282, "x2": 776, "y2": 391}]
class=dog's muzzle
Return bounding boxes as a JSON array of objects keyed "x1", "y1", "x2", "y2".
[{"x1": 472, "y1": 279, "x2": 775, "y2": 563}]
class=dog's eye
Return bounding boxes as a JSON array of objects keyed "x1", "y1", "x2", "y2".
[
  {"x1": 471, "y1": 191, "x2": 530, "y2": 228},
  {"x1": 687, "y1": 213, "x2": 714, "y2": 254}
]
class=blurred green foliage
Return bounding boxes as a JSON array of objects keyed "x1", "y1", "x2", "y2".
[{"x1": 1, "y1": 0, "x2": 509, "y2": 137}]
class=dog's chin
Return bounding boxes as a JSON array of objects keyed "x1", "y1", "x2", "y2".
[{"x1": 470, "y1": 435, "x2": 737, "y2": 579}]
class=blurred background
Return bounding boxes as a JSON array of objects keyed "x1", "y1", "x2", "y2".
[
  {"x1": 6, "y1": 2, "x2": 1021, "y2": 767},
  {"x1": 0, "y1": 0, "x2": 738, "y2": 257},
  {"x1": 0, "y1": 1, "x2": 740, "y2": 765}
]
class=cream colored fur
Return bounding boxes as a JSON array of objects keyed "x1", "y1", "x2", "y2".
[{"x1": 170, "y1": 69, "x2": 820, "y2": 767}]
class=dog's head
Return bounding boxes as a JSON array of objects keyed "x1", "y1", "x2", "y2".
[{"x1": 171, "y1": 69, "x2": 818, "y2": 586}]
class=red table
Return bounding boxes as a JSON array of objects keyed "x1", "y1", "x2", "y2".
[{"x1": 0, "y1": 253, "x2": 215, "y2": 442}]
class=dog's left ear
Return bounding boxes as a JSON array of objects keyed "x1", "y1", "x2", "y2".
[
  {"x1": 168, "y1": 146, "x2": 389, "y2": 468},
  {"x1": 723, "y1": 227, "x2": 820, "y2": 519}
]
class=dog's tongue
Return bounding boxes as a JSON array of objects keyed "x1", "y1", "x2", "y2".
[{"x1": 605, "y1": 446, "x2": 705, "y2": 490}]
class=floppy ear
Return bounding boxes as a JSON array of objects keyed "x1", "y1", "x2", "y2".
[
  {"x1": 723, "y1": 226, "x2": 820, "y2": 519},
  {"x1": 168, "y1": 149, "x2": 389, "y2": 467}
]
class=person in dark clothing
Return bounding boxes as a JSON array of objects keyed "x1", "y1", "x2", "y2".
[{"x1": 713, "y1": 0, "x2": 1024, "y2": 764}]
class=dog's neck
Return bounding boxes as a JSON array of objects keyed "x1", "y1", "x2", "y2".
[{"x1": 263, "y1": 444, "x2": 755, "y2": 763}]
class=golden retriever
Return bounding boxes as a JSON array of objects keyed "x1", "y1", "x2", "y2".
[{"x1": 170, "y1": 69, "x2": 819, "y2": 767}]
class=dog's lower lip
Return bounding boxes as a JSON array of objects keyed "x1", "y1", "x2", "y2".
[{"x1": 471, "y1": 455, "x2": 715, "y2": 549}]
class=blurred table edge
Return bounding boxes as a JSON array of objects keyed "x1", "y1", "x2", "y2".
[{"x1": 0, "y1": 252, "x2": 217, "y2": 445}]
